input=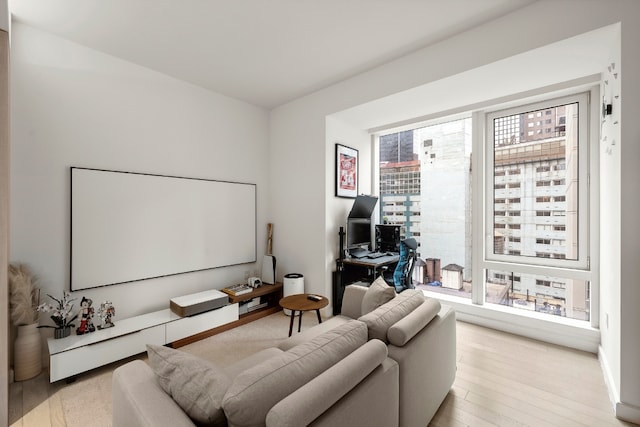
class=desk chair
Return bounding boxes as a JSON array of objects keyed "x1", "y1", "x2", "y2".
[{"x1": 383, "y1": 238, "x2": 417, "y2": 293}]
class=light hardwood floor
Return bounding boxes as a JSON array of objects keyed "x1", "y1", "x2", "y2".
[
  {"x1": 430, "y1": 322, "x2": 634, "y2": 427},
  {"x1": 9, "y1": 319, "x2": 636, "y2": 427}
]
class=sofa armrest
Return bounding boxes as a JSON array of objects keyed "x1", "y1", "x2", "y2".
[
  {"x1": 266, "y1": 339, "x2": 391, "y2": 427},
  {"x1": 340, "y1": 283, "x2": 368, "y2": 319},
  {"x1": 112, "y1": 360, "x2": 195, "y2": 427},
  {"x1": 387, "y1": 298, "x2": 441, "y2": 346}
]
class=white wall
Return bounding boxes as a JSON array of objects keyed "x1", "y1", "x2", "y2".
[
  {"x1": 598, "y1": 28, "x2": 622, "y2": 414},
  {"x1": 10, "y1": 23, "x2": 270, "y2": 320},
  {"x1": 271, "y1": 0, "x2": 640, "y2": 421},
  {"x1": 0, "y1": 0, "x2": 7, "y2": 33},
  {"x1": 325, "y1": 116, "x2": 371, "y2": 308},
  {"x1": 618, "y1": 17, "x2": 640, "y2": 418}
]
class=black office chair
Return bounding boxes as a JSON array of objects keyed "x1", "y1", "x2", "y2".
[{"x1": 383, "y1": 238, "x2": 418, "y2": 293}]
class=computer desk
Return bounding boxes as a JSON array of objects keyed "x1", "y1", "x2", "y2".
[
  {"x1": 333, "y1": 253, "x2": 399, "y2": 314},
  {"x1": 342, "y1": 254, "x2": 399, "y2": 277}
]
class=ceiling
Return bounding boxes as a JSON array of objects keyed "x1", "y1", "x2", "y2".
[{"x1": 9, "y1": 0, "x2": 536, "y2": 109}]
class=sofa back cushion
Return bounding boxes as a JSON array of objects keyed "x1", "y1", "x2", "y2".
[
  {"x1": 146, "y1": 344, "x2": 230, "y2": 427},
  {"x1": 387, "y1": 298, "x2": 442, "y2": 346},
  {"x1": 222, "y1": 320, "x2": 367, "y2": 427},
  {"x1": 358, "y1": 289, "x2": 424, "y2": 343},
  {"x1": 361, "y1": 276, "x2": 396, "y2": 315}
]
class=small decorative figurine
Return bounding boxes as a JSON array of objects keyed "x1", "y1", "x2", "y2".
[
  {"x1": 76, "y1": 296, "x2": 96, "y2": 335},
  {"x1": 97, "y1": 301, "x2": 115, "y2": 329}
]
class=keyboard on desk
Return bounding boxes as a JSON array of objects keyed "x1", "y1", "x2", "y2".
[
  {"x1": 349, "y1": 248, "x2": 369, "y2": 258},
  {"x1": 366, "y1": 252, "x2": 386, "y2": 259}
]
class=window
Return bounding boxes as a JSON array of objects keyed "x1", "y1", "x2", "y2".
[
  {"x1": 375, "y1": 90, "x2": 595, "y2": 327},
  {"x1": 484, "y1": 92, "x2": 592, "y2": 321},
  {"x1": 488, "y1": 93, "x2": 588, "y2": 267},
  {"x1": 378, "y1": 117, "x2": 472, "y2": 301}
]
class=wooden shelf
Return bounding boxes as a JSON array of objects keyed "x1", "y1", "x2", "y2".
[
  {"x1": 225, "y1": 282, "x2": 283, "y2": 304},
  {"x1": 172, "y1": 283, "x2": 284, "y2": 348}
]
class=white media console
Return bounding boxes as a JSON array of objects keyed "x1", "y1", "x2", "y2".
[{"x1": 47, "y1": 301, "x2": 238, "y2": 382}]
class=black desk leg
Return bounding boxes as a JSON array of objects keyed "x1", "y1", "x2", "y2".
[
  {"x1": 288, "y1": 311, "x2": 295, "y2": 337},
  {"x1": 316, "y1": 309, "x2": 322, "y2": 324}
]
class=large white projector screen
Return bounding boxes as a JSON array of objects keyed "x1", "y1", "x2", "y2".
[{"x1": 70, "y1": 167, "x2": 257, "y2": 290}]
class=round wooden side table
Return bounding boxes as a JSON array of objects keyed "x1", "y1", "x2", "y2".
[{"x1": 279, "y1": 294, "x2": 329, "y2": 336}]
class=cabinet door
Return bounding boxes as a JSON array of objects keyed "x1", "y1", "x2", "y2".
[
  {"x1": 165, "y1": 304, "x2": 238, "y2": 343},
  {"x1": 49, "y1": 325, "x2": 165, "y2": 382}
]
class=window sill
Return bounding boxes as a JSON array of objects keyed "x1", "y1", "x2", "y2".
[{"x1": 423, "y1": 289, "x2": 600, "y2": 353}]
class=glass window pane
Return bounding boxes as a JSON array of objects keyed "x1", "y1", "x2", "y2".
[
  {"x1": 379, "y1": 118, "x2": 472, "y2": 300},
  {"x1": 493, "y1": 103, "x2": 579, "y2": 261},
  {"x1": 486, "y1": 269, "x2": 590, "y2": 321}
]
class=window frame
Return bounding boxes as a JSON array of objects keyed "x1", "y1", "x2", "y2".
[
  {"x1": 484, "y1": 92, "x2": 591, "y2": 271},
  {"x1": 372, "y1": 83, "x2": 600, "y2": 333}
]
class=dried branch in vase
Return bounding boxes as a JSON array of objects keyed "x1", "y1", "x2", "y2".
[{"x1": 8, "y1": 263, "x2": 40, "y2": 326}]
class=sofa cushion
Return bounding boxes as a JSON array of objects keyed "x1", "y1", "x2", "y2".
[
  {"x1": 222, "y1": 320, "x2": 367, "y2": 426},
  {"x1": 146, "y1": 344, "x2": 230, "y2": 427},
  {"x1": 277, "y1": 315, "x2": 350, "y2": 351},
  {"x1": 361, "y1": 276, "x2": 396, "y2": 315},
  {"x1": 340, "y1": 283, "x2": 368, "y2": 319},
  {"x1": 358, "y1": 289, "x2": 425, "y2": 343},
  {"x1": 387, "y1": 298, "x2": 442, "y2": 346},
  {"x1": 266, "y1": 339, "x2": 391, "y2": 427}
]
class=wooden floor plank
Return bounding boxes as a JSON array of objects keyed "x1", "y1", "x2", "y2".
[
  {"x1": 46, "y1": 381, "x2": 66, "y2": 427},
  {"x1": 434, "y1": 389, "x2": 527, "y2": 427},
  {"x1": 8, "y1": 379, "x2": 22, "y2": 427},
  {"x1": 456, "y1": 361, "x2": 622, "y2": 426},
  {"x1": 20, "y1": 373, "x2": 51, "y2": 427},
  {"x1": 457, "y1": 344, "x2": 613, "y2": 412}
]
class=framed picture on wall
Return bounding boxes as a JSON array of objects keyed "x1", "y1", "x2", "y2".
[{"x1": 335, "y1": 143, "x2": 358, "y2": 198}]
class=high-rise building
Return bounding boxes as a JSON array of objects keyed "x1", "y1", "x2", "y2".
[
  {"x1": 379, "y1": 160, "x2": 421, "y2": 245},
  {"x1": 379, "y1": 130, "x2": 421, "y2": 245},
  {"x1": 379, "y1": 130, "x2": 416, "y2": 163}
]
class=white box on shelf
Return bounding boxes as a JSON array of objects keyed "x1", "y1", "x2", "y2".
[{"x1": 170, "y1": 289, "x2": 229, "y2": 317}]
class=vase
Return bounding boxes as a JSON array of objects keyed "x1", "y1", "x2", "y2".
[
  {"x1": 14, "y1": 323, "x2": 42, "y2": 381},
  {"x1": 54, "y1": 326, "x2": 71, "y2": 339}
]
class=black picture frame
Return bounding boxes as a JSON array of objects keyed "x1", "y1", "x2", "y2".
[{"x1": 335, "y1": 143, "x2": 358, "y2": 198}]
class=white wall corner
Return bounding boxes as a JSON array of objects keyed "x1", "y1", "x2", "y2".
[{"x1": 598, "y1": 344, "x2": 640, "y2": 424}]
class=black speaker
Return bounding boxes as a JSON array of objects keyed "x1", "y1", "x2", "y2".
[{"x1": 375, "y1": 224, "x2": 401, "y2": 252}]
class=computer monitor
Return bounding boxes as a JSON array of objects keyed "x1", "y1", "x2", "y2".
[
  {"x1": 347, "y1": 218, "x2": 372, "y2": 249},
  {"x1": 348, "y1": 195, "x2": 378, "y2": 219}
]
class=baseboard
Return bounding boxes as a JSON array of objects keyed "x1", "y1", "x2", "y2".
[
  {"x1": 598, "y1": 345, "x2": 640, "y2": 424},
  {"x1": 615, "y1": 402, "x2": 640, "y2": 424},
  {"x1": 598, "y1": 345, "x2": 619, "y2": 413}
]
